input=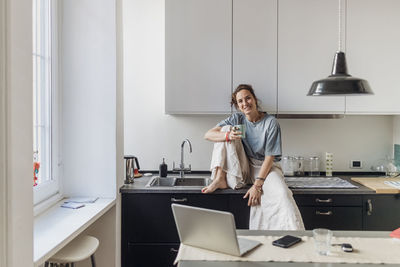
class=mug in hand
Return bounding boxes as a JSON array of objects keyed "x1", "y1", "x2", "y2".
[{"x1": 233, "y1": 124, "x2": 246, "y2": 138}]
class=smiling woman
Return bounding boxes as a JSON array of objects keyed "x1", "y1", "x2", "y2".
[{"x1": 203, "y1": 84, "x2": 304, "y2": 231}]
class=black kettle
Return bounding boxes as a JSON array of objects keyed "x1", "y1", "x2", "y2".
[{"x1": 124, "y1": 155, "x2": 141, "y2": 184}]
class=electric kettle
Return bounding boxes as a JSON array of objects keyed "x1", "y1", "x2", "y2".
[{"x1": 124, "y1": 155, "x2": 141, "y2": 184}]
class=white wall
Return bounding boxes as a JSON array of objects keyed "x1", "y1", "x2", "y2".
[
  {"x1": 61, "y1": 1, "x2": 118, "y2": 267},
  {"x1": 62, "y1": 0, "x2": 116, "y2": 198},
  {"x1": 4, "y1": 0, "x2": 34, "y2": 266},
  {"x1": 123, "y1": 0, "x2": 394, "y2": 173},
  {"x1": 77, "y1": 207, "x2": 116, "y2": 267},
  {"x1": 0, "y1": 0, "x2": 6, "y2": 265},
  {"x1": 115, "y1": 0, "x2": 124, "y2": 266}
]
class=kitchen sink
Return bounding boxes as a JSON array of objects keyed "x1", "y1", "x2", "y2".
[{"x1": 145, "y1": 176, "x2": 211, "y2": 189}]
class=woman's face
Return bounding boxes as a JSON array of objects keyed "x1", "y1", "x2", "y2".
[{"x1": 236, "y1": 89, "x2": 257, "y2": 115}]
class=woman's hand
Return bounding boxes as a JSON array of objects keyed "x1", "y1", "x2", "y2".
[
  {"x1": 228, "y1": 128, "x2": 242, "y2": 141},
  {"x1": 243, "y1": 184, "x2": 263, "y2": 206}
]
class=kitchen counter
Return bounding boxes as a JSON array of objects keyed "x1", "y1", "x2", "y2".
[
  {"x1": 120, "y1": 174, "x2": 400, "y2": 266},
  {"x1": 178, "y1": 230, "x2": 395, "y2": 267},
  {"x1": 119, "y1": 174, "x2": 377, "y2": 194}
]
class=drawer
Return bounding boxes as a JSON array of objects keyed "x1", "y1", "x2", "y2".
[
  {"x1": 125, "y1": 243, "x2": 179, "y2": 267},
  {"x1": 294, "y1": 195, "x2": 362, "y2": 207},
  {"x1": 299, "y1": 206, "x2": 362, "y2": 230}
]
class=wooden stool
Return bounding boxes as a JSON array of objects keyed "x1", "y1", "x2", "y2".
[{"x1": 45, "y1": 235, "x2": 99, "y2": 267}]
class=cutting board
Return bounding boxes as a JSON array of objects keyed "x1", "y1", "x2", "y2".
[{"x1": 351, "y1": 177, "x2": 400, "y2": 193}]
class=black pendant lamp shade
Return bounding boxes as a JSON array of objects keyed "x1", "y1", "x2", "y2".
[{"x1": 307, "y1": 51, "x2": 374, "y2": 96}]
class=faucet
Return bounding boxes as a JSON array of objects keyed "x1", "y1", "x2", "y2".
[{"x1": 173, "y1": 139, "x2": 192, "y2": 178}]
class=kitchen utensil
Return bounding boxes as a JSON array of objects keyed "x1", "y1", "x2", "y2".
[
  {"x1": 370, "y1": 157, "x2": 400, "y2": 177},
  {"x1": 124, "y1": 155, "x2": 141, "y2": 184}
]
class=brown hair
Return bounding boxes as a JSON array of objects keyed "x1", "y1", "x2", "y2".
[{"x1": 231, "y1": 84, "x2": 260, "y2": 110}]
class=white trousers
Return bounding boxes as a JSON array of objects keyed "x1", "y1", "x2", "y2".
[{"x1": 210, "y1": 126, "x2": 305, "y2": 230}]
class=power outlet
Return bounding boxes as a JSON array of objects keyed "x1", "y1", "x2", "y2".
[{"x1": 350, "y1": 160, "x2": 362, "y2": 169}]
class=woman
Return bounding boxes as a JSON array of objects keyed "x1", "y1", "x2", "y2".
[{"x1": 202, "y1": 84, "x2": 304, "y2": 230}]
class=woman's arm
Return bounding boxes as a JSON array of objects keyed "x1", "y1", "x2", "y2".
[
  {"x1": 204, "y1": 126, "x2": 241, "y2": 142},
  {"x1": 243, "y1": 155, "x2": 274, "y2": 206}
]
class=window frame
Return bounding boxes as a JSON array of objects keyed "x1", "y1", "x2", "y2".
[{"x1": 33, "y1": 0, "x2": 62, "y2": 208}]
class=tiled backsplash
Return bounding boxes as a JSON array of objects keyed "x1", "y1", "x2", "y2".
[{"x1": 395, "y1": 144, "x2": 400, "y2": 167}]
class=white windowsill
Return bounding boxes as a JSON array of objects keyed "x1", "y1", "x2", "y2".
[{"x1": 34, "y1": 197, "x2": 116, "y2": 267}]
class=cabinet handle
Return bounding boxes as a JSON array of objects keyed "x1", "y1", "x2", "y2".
[
  {"x1": 171, "y1": 197, "x2": 187, "y2": 203},
  {"x1": 316, "y1": 211, "x2": 332, "y2": 216},
  {"x1": 367, "y1": 199, "x2": 373, "y2": 215},
  {"x1": 170, "y1": 248, "x2": 179, "y2": 253},
  {"x1": 315, "y1": 198, "x2": 332, "y2": 203}
]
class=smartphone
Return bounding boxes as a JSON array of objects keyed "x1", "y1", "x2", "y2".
[{"x1": 272, "y1": 235, "x2": 302, "y2": 248}]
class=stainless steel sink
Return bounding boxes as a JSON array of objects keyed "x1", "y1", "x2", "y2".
[{"x1": 145, "y1": 176, "x2": 211, "y2": 189}]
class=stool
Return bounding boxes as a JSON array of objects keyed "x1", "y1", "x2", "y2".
[{"x1": 45, "y1": 235, "x2": 99, "y2": 267}]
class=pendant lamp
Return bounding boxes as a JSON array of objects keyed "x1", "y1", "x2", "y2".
[{"x1": 307, "y1": 0, "x2": 373, "y2": 96}]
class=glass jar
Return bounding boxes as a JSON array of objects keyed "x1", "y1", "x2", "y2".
[
  {"x1": 282, "y1": 156, "x2": 295, "y2": 176},
  {"x1": 309, "y1": 156, "x2": 320, "y2": 176},
  {"x1": 294, "y1": 156, "x2": 305, "y2": 176}
]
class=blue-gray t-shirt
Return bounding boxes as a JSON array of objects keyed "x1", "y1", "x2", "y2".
[{"x1": 217, "y1": 112, "x2": 282, "y2": 162}]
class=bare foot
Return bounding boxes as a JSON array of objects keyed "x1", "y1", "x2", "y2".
[{"x1": 201, "y1": 178, "x2": 228, "y2": 193}]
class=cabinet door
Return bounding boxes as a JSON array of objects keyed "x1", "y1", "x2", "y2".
[
  {"x1": 363, "y1": 195, "x2": 400, "y2": 230},
  {"x1": 126, "y1": 243, "x2": 179, "y2": 267},
  {"x1": 229, "y1": 194, "x2": 250, "y2": 229},
  {"x1": 278, "y1": 0, "x2": 345, "y2": 113},
  {"x1": 346, "y1": 0, "x2": 400, "y2": 114},
  {"x1": 299, "y1": 206, "x2": 362, "y2": 230},
  {"x1": 122, "y1": 193, "x2": 229, "y2": 243},
  {"x1": 165, "y1": 0, "x2": 232, "y2": 114},
  {"x1": 233, "y1": 0, "x2": 277, "y2": 113}
]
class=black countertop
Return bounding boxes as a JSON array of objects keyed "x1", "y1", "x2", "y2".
[{"x1": 119, "y1": 174, "x2": 383, "y2": 195}]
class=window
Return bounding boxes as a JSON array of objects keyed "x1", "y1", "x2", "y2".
[{"x1": 33, "y1": 0, "x2": 61, "y2": 205}]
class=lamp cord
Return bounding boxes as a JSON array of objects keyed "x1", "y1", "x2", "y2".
[{"x1": 338, "y1": 0, "x2": 342, "y2": 52}]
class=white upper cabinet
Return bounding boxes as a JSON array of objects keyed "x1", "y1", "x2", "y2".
[
  {"x1": 277, "y1": 0, "x2": 345, "y2": 113},
  {"x1": 346, "y1": 0, "x2": 400, "y2": 114},
  {"x1": 233, "y1": 0, "x2": 277, "y2": 113},
  {"x1": 165, "y1": 0, "x2": 232, "y2": 114}
]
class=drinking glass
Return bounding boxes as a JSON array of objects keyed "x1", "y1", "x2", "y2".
[{"x1": 313, "y1": 228, "x2": 332, "y2": 255}]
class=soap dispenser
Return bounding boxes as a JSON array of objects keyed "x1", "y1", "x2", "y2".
[{"x1": 159, "y1": 158, "x2": 168, "y2": 177}]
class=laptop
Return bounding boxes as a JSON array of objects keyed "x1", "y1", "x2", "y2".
[{"x1": 171, "y1": 203, "x2": 261, "y2": 256}]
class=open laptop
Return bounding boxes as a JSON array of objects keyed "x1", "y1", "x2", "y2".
[{"x1": 171, "y1": 203, "x2": 261, "y2": 256}]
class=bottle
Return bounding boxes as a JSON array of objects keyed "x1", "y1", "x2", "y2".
[{"x1": 159, "y1": 158, "x2": 168, "y2": 177}]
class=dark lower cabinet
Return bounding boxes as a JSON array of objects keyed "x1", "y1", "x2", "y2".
[
  {"x1": 363, "y1": 194, "x2": 400, "y2": 231},
  {"x1": 294, "y1": 194, "x2": 363, "y2": 230},
  {"x1": 127, "y1": 243, "x2": 179, "y2": 267},
  {"x1": 229, "y1": 195, "x2": 250, "y2": 229},
  {"x1": 298, "y1": 206, "x2": 362, "y2": 230},
  {"x1": 122, "y1": 191, "x2": 400, "y2": 266},
  {"x1": 122, "y1": 193, "x2": 229, "y2": 267}
]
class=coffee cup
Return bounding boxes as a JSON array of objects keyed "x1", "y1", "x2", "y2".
[{"x1": 233, "y1": 124, "x2": 246, "y2": 138}]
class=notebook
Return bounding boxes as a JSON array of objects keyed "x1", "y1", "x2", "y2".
[{"x1": 171, "y1": 203, "x2": 261, "y2": 256}]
